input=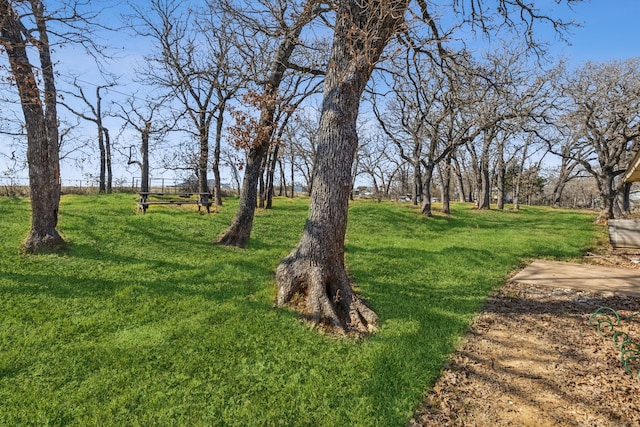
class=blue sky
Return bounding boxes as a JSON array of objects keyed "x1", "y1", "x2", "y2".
[
  {"x1": 1, "y1": 0, "x2": 640, "y2": 184},
  {"x1": 551, "y1": 0, "x2": 639, "y2": 64}
]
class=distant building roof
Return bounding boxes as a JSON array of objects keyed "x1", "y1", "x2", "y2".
[{"x1": 624, "y1": 149, "x2": 640, "y2": 183}]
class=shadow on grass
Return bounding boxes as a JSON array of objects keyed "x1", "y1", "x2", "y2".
[{"x1": 413, "y1": 285, "x2": 640, "y2": 425}]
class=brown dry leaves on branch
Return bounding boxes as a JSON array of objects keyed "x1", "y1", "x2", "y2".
[
  {"x1": 228, "y1": 90, "x2": 285, "y2": 152},
  {"x1": 411, "y1": 255, "x2": 640, "y2": 427}
]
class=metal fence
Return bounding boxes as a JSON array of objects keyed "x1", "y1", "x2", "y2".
[{"x1": 0, "y1": 177, "x2": 196, "y2": 196}]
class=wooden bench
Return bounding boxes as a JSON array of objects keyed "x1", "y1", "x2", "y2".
[{"x1": 137, "y1": 192, "x2": 213, "y2": 214}]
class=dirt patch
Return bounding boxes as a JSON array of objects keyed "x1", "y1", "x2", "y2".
[{"x1": 411, "y1": 253, "x2": 640, "y2": 427}]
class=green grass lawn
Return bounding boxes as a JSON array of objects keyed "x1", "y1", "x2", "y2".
[{"x1": 0, "y1": 194, "x2": 601, "y2": 426}]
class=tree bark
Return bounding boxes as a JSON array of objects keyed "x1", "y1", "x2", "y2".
[
  {"x1": 597, "y1": 170, "x2": 617, "y2": 221},
  {"x1": 420, "y1": 163, "x2": 434, "y2": 217},
  {"x1": 141, "y1": 123, "x2": 151, "y2": 193},
  {"x1": 197, "y1": 112, "x2": 210, "y2": 195},
  {"x1": 266, "y1": 145, "x2": 279, "y2": 209},
  {"x1": 622, "y1": 181, "x2": 632, "y2": 217},
  {"x1": 441, "y1": 156, "x2": 452, "y2": 215},
  {"x1": 452, "y1": 156, "x2": 467, "y2": 202},
  {"x1": 477, "y1": 131, "x2": 493, "y2": 210},
  {"x1": 496, "y1": 138, "x2": 505, "y2": 210},
  {"x1": 551, "y1": 158, "x2": 572, "y2": 207},
  {"x1": 218, "y1": 0, "x2": 318, "y2": 247},
  {"x1": 218, "y1": 142, "x2": 268, "y2": 247},
  {"x1": 97, "y1": 128, "x2": 106, "y2": 192},
  {"x1": 212, "y1": 109, "x2": 225, "y2": 206},
  {"x1": 1, "y1": 0, "x2": 66, "y2": 253},
  {"x1": 258, "y1": 155, "x2": 266, "y2": 209},
  {"x1": 278, "y1": 158, "x2": 287, "y2": 197},
  {"x1": 412, "y1": 158, "x2": 422, "y2": 206},
  {"x1": 276, "y1": 0, "x2": 407, "y2": 335},
  {"x1": 104, "y1": 127, "x2": 112, "y2": 193}
]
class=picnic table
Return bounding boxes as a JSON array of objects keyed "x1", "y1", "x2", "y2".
[{"x1": 137, "y1": 192, "x2": 213, "y2": 214}]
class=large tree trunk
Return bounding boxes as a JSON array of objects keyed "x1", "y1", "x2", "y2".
[
  {"x1": 1, "y1": 0, "x2": 66, "y2": 253},
  {"x1": 478, "y1": 166, "x2": 491, "y2": 209},
  {"x1": 276, "y1": 0, "x2": 407, "y2": 335},
  {"x1": 622, "y1": 181, "x2": 632, "y2": 217},
  {"x1": 551, "y1": 173, "x2": 568, "y2": 207}
]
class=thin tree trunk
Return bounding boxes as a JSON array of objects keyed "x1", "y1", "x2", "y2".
[
  {"x1": 290, "y1": 152, "x2": 296, "y2": 197},
  {"x1": 98, "y1": 123, "x2": 106, "y2": 193},
  {"x1": 412, "y1": 159, "x2": 422, "y2": 206},
  {"x1": 218, "y1": 1, "x2": 317, "y2": 247},
  {"x1": 496, "y1": 139, "x2": 505, "y2": 210},
  {"x1": 218, "y1": 142, "x2": 268, "y2": 247},
  {"x1": 213, "y1": 109, "x2": 225, "y2": 206},
  {"x1": 105, "y1": 127, "x2": 112, "y2": 193},
  {"x1": 513, "y1": 141, "x2": 529, "y2": 211},
  {"x1": 141, "y1": 123, "x2": 150, "y2": 193},
  {"x1": 452, "y1": 156, "x2": 467, "y2": 202},
  {"x1": 278, "y1": 158, "x2": 286, "y2": 197},
  {"x1": 266, "y1": 145, "x2": 279, "y2": 209},
  {"x1": 420, "y1": 164, "x2": 434, "y2": 217},
  {"x1": 441, "y1": 157, "x2": 452, "y2": 215},
  {"x1": 197, "y1": 113, "x2": 210, "y2": 195},
  {"x1": 477, "y1": 131, "x2": 492, "y2": 210}
]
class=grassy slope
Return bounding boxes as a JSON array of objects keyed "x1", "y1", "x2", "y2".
[{"x1": 0, "y1": 195, "x2": 600, "y2": 426}]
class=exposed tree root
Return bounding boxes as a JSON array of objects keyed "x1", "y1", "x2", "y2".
[
  {"x1": 276, "y1": 254, "x2": 378, "y2": 337},
  {"x1": 23, "y1": 231, "x2": 67, "y2": 254},
  {"x1": 217, "y1": 225, "x2": 249, "y2": 249}
]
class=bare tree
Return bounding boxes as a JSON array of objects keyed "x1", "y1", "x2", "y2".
[
  {"x1": 373, "y1": 48, "x2": 479, "y2": 216},
  {"x1": 276, "y1": 0, "x2": 408, "y2": 335},
  {"x1": 557, "y1": 59, "x2": 640, "y2": 220},
  {"x1": 115, "y1": 96, "x2": 173, "y2": 193},
  {"x1": 275, "y1": 0, "x2": 581, "y2": 334},
  {"x1": 286, "y1": 110, "x2": 320, "y2": 196},
  {"x1": 1, "y1": 0, "x2": 65, "y2": 253},
  {"x1": 547, "y1": 133, "x2": 585, "y2": 207},
  {"x1": 218, "y1": 0, "x2": 325, "y2": 247},
  {"x1": 59, "y1": 79, "x2": 115, "y2": 193},
  {"x1": 130, "y1": 0, "x2": 244, "y2": 203},
  {"x1": 261, "y1": 73, "x2": 323, "y2": 209},
  {"x1": 1, "y1": 0, "x2": 110, "y2": 252},
  {"x1": 357, "y1": 131, "x2": 395, "y2": 199}
]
